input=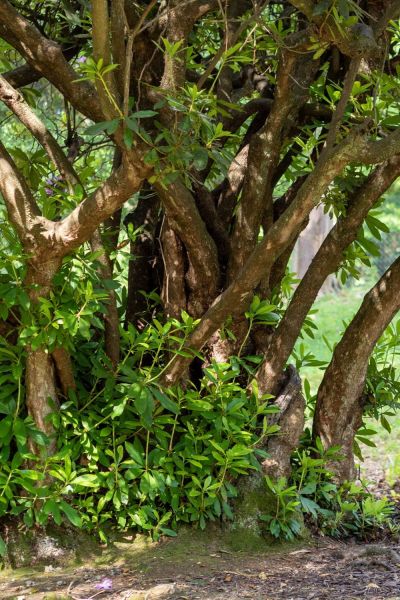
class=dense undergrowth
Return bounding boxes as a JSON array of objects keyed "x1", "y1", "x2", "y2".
[
  {"x1": 0, "y1": 227, "x2": 400, "y2": 558},
  {"x1": 0, "y1": 312, "x2": 399, "y2": 556}
]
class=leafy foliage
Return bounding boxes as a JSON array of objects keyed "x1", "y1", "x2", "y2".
[{"x1": 261, "y1": 438, "x2": 397, "y2": 541}]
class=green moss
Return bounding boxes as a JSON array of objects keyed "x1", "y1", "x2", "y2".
[{"x1": 230, "y1": 473, "x2": 308, "y2": 545}]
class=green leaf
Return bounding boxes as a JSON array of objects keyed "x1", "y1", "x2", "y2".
[
  {"x1": 131, "y1": 110, "x2": 157, "y2": 119},
  {"x1": 124, "y1": 127, "x2": 134, "y2": 149},
  {"x1": 160, "y1": 527, "x2": 177, "y2": 537},
  {"x1": 269, "y1": 518, "x2": 281, "y2": 538},
  {"x1": 43, "y1": 499, "x2": 61, "y2": 525},
  {"x1": 300, "y1": 496, "x2": 320, "y2": 517},
  {"x1": 192, "y1": 147, "x2": 209, "y2": 171},
  {"x1": 106, "y1": 119, "x2": 121, "y2": 134},
  {"x1": 0, "y1": 415, "x2": 12, "y2": 438},
  {"x1": 0, "y1": 535, "x2": 6, "y2": 557},
  {"x1": 125, "y1": 441, "x2": 144, "y2": 465},
  {"x1": 72, "y1": 473, "x2": 100, "y2": 487},
  {"x1": 60, "y1": 501, "x2": 82, "y2": 527},
  {"x1": 112, "y1": 399, "x2": 127, "y2": 418},
  {"x1": 152, "y1": 388, "x2": 180, "y2": 414},
  {"x1": 84, "y1": 121, "x2": 111, "y2": 136},
  {"x1": 380, "y1": 415, "x2": 391, "y2": 433},
  {"x1": 356, "y1": 436, "x2": 377, "y2": 448}
]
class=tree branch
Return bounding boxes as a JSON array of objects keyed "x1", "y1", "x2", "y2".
[
  {"x1": 54, "y1": 159, "x2": 144, "y2": 256},
  {"x1": 0, "y1": 74, "x2": 79, "y2": 192},
  {"x1": 227, "y1": 48, "x2": 318, "y2": 281},
  {"x1": 0, "y1": 0, "x2": 103, "y2": 122},
  {"x1": 288, "y1": 0, "x2": 378, "y2": 57},
  {"x1": 92, "y1": 0, "x2": 121, "y2": 119},
  {"x1": 155, "y1": 179, "x2": 220, "y2": 315},
  {"x1": 162, "y1": 124, "x2": 388, "y2": 384},
  {"x1": 0, "y1": 141, "x2": 43, "y2": 247},
  {"x1": 313, "y1": 254, "x2": 400, "y2": 480},
  {"x1": 256, "y1": 155, "x2": 400, "y2": 395}
]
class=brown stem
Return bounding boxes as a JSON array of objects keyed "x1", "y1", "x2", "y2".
[
  {"x1": 52, "y1": 347, "x2": 76, "y2": 396},
  {"x1": 162, "y1": 127, "x2": 370, "y2": 384},
  {"x1": 227, "y1": 49, "x2": 318, "y2": 282},
  {"x1": 160, "y1": 219, "x2": 187, "y2": 319},
  {"x1": 125, "y1": 192, "x2": 160, "y2": 327},
  {"x1": 90, "y1": 229, "x2": 120, "y2": 368}
]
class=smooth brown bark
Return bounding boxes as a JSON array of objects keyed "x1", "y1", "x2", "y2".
[
  {"x1": 256, "y1": 157, "x2": 400, "y2": 396},
  {"x1": 313, "y1": 256, "x2": 400, "y2": 481},
  {"x1": 161, "y1": 221, "x2": 187, "y2": 320}
]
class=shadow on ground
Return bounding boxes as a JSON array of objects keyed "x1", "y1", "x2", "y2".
[{"x1": 1, "y1": 525, "x2": 400, "y2": 600}]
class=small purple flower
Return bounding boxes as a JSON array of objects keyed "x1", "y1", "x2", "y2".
[
  {"x1": 44, "y1": 188, "x2": 54, "y2": 196},
  {"x1": 45, "y1": 177, "x2": 53, "y2": 185},
  {"x1": 77, "y1": 56, "x2": 87, "y2": 64},
  {"x1": 95, "y1": 578, "x2": 113, "y2": 591}
]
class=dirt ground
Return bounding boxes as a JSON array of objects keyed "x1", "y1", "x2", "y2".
[
  {"x1": 1, "y1": 460, "x2": 400, "y2": 599},
  {"x1": 2, "y1": 528, "x2": 400, "y2": 600}
]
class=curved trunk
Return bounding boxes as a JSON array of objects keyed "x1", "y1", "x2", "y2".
[
  {"x1": 25, "y1": 259, "x2": 61, "y2": 453},
  {"x1": 313, "y1": 256, "x2": 400, "y2": 481},
  {"x1": 262, "y1": 365, "x2": 305, "y2": 479},
  {"x1": 255, "y1": 158, "x2": 400, "y2": 395}
]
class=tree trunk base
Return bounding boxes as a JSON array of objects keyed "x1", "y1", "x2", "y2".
[
  {"x1": 263, "y1": 365, "x2": 305, "y2": 479},
  {"x1": 230, "y1": 473, "x2": 307, "y2": 542}
]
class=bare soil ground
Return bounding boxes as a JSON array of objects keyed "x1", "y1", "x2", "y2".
[
  {"x1": 1, "y1": 529, "x2": 400, "y2": 600},
  {"x1": 2, "y1": 460, "x2": 400, "y2": 599}
]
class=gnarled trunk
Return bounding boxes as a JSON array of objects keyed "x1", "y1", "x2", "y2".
[{"x1": 262, "y1": 365, "x2": 305, "y2": 479}]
